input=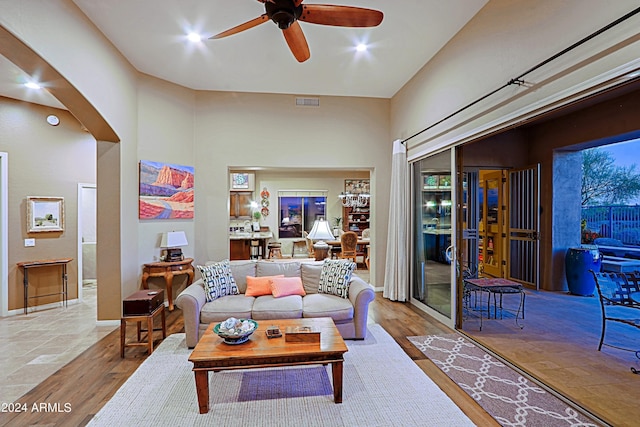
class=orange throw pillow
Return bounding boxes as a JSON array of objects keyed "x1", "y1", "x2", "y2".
[
  {"x1": 271, "y1": 276, "x2": 306, "y2": 298},
  {"x1": 245, "y1": 275, "x2": 284, "y2": 296}
]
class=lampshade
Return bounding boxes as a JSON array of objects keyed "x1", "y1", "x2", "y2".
[
  {"x1": 160, "y1": 231, "x2": 188, "y2": 248},
  {"x1": 307, "y1": 219, "x2": 334, "y2": 241}
]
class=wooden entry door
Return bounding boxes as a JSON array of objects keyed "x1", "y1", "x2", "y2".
[
  {"x1": 507, "y1": 165, "x2": 540, "y2": 289},
  {"x1": 479, "y1": 170, "x2": 505, "y2": 278}
]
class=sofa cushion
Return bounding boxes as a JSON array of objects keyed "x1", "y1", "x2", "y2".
[
  {"x1": 245, "y1": 275, "x2": 284, "y2": 297},
  {"x1": 200, "y1": 294, "x2": 255, "y2": 324},
  {"x1": 303, "y1": 293, "x2": 354, "y2": 322},
  {"x1": 256, "y1": 260, "x2": 301, "y2": 277},
  {"x1": 301, "y1": 261, "x2": 324, "y2": 294},
  {"x1": 227, "y1": 261, "x2": 256, "y2": 293},
  {"x1": 271, "y1": 276, "x2": 306, "y2": 298},
  {"x1": 252, "y1": 295, "x2": 303, "y2": 320},
  {"x1": 318, "y1": 259, "x2": 356, "y2": 299},
  {"x1": 197, "y1": 260, "x2": 239, "y2": 302}
]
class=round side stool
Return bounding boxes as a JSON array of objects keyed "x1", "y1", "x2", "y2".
[{"x1": 268, "y1": 242, "x2": 282, "y2": 259}]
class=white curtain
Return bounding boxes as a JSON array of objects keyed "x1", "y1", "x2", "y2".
[{"x1": 383, "y1": 139, "x2": 409, "y2": 301}]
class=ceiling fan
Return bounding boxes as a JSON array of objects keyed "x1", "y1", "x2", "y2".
[{"x1": 210, "y1": 0, "x2": 384, "y2": 63}]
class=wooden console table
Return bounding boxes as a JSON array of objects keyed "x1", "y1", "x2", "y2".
[
  {"x1": 141, "y1": 258, "x2": 194, "y2": 311},
  {"x1": 17, "y1": 258, "x2": 73, "y2": 315}
]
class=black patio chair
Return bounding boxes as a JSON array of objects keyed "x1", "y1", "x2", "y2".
[{"x1": 590, "y1": 270, "x2": 640, "y2": 358}]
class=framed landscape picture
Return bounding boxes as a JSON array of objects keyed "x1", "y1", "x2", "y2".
[{"x1": 27, "y1": 196, "x2": 64, "y2": 232}]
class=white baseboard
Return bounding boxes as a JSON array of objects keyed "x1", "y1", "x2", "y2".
[{"x1": 96, "y1": 320, "x2": 120, "y2": 327}]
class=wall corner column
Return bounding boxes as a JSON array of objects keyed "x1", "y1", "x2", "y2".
[{"x1": 96, "y1": 140, "x2": 121, "y2": 320}]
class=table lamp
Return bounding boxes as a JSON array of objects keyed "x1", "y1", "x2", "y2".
[
  {"x1": 307, "y1": 219, "x2": 334, "y2": 261},
  {"x1": 160, "y1": 231, "x2": 188, "y2": 261}
]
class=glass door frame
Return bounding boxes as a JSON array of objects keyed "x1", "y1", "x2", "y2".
[{"x1": 409, "y1": 148, "x2": 458, "y2": 329}]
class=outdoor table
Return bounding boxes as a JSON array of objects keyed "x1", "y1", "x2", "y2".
[{"x1": 463, "y1": 277, "x2": 525, "y2": 331}]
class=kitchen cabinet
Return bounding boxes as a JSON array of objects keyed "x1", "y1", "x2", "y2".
[
  {"x1": 230, "y1": 191, "x2": 253, "y2": 219},
  {"x1": 230, "y1": 239, "x2": 251, "y2": 260}
]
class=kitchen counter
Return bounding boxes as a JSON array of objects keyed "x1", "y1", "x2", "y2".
[
  {"x1": 423, "y1": 229, "x2": 452, "y2": 263},
  {"x1": 228, "y1": 231, "x2": 273, "y2": 240},
  {"x1": 423, "y1": 229, "x2": 452, "y2": 235},
  {"x1": 229, "y1": 231, "x2": 273, "y2": 260}
]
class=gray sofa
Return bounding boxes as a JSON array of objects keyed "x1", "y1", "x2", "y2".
[{"x1": 175, "y1": 259, "x2": 375, "y2": 348}]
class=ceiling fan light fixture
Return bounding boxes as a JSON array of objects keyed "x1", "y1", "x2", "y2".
[
  {"x1": 271, "y1": 11, "x2": 295, "y2": 29},
  {"x1": 265, "y1": 1, "x2": 302, "y2": 29}
]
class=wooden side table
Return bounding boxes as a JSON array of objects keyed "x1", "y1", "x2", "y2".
[
  {"x1": 141, "y1": 258, "x2": 194, "y2": 311},
  {"x1": 17, "y1": 258, "x2": 73, "y2": 314},
  {"x1": 121, "y1": 290, "x2": 166, "y2": 358}
]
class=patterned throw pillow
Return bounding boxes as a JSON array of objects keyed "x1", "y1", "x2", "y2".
[
  {"x1": 197, "y1": 260, "x2": 239, "y2": 302},
  {"x1": 318, "y1": 259, "x2": 356, "y2": 299}
]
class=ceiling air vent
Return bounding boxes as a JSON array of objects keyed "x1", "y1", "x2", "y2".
[{"x1": 295, "y1": 97, "x2": 320, "y2": 107}]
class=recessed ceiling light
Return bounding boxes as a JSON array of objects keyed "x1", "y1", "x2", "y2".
[
  {"x1": 356, "y1": 43, "x2": 367, "y2": 52},
  {"x1": 24, "y1": 82, "x2": 41, "y2": 89},
  {"x1": 187, "y1": 32, "x2": 202, "y2": 43}
]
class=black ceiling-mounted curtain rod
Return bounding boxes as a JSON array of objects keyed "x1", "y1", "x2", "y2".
[{"x1": 400, "y1": 5, "x2": 640, "y2": 146}]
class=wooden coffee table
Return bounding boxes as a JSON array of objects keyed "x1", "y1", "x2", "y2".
[{"x1": 188, "y1": 317, "x2": 348, "y2": 414}]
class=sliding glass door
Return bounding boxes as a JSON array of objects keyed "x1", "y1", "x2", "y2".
[{"x1": 411, "y1": 149, "x2": 455, "y2": 326}]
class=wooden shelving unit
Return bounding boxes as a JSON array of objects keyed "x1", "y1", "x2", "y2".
[{"x1": 343, "y1": 206, "x2": 370, "y2": 236}]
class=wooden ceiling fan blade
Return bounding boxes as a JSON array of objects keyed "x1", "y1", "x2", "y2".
[
  {"x1": 299, "y1": 5, "x2": 383, "y2": 27},
  {"x1": 282, "y1": 22, "x2": 310, "y2": 63},
  {"x1": 294, "y1": 0, "x2": 304, "y2": 6},
  {"x1": 209, "y1": 14, "x2": 269, "y2": 39}
]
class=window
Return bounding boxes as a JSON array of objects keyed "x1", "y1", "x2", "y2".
[{"x1": 278, "y1": 191, "x2": 327, "y2": 238}]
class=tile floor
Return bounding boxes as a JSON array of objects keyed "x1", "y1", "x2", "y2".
[{"x1": 0, "y1": 283, "x2": 116, "y2": 402}]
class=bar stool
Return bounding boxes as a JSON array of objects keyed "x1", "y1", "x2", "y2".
[
  {"x1": 250, "y1": 240, "x2": 260, "y2": 259},
  {"x1": 268, "y1": 242, "x2": 282, "y2": 259}
]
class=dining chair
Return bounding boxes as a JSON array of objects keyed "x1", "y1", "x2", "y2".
[
  {"x1": 302, "y1": 230, "x2": 314, "y2": 257},
  {"x1": 361, "y1": 228, "x2": 371, "y2": 239},
  {"x1": 339, "y1": 231, "x2": 358, "y2": 263}
]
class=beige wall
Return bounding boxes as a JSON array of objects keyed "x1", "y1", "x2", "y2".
[
  {"x1": 0, "y1": 97, "x2": 95, "y2": 310},
  {"x1": 391, "y1": 0, "x2": 640, "y2": 157},
  {"x1": 1, "y1": 0, "x2": 140, "y2": 320},
  {"x1": 136, "y1": 74, "x2": 196, "y2": 295},
  {"x1": 193, "y1": 91, "x2": 390, "y2": 282}
]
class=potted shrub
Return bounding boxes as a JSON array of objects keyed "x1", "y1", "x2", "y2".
[
  {"x1": 332, "y1": 217, "x2": 342, "y2": 236},
  {"x1": 252, "y1": 211, "x2": 261, "y2": 232}
]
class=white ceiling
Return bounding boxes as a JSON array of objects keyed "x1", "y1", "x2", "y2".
[{"x1": 0, "y1": 0, "x2": 488, "y2": 109}]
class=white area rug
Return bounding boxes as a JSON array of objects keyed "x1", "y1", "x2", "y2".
[{"x1": 88, "y1": 324, "x2": 474, "y2": 427}]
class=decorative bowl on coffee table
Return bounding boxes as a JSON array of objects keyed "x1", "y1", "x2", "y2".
[{"x1": 213, "y1": 319, "x2": 258, "y2": 344}]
